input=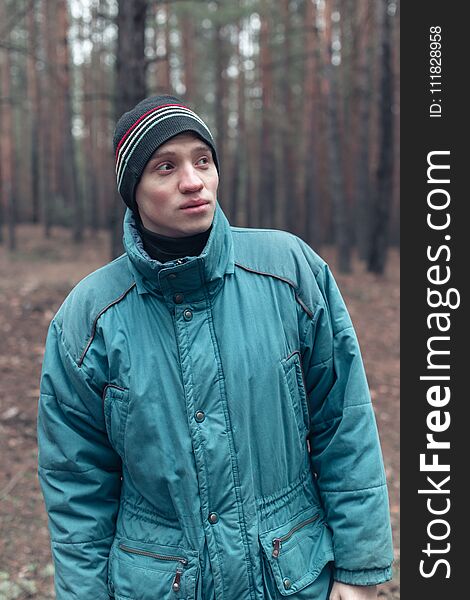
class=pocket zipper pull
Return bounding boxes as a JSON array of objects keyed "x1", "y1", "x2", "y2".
[
  {"x1": 272, "y1": 538, "x2": 281, "y2": 558},
  {"x1": 172, "y1": 568, "x2": 182, "y2": 593}
]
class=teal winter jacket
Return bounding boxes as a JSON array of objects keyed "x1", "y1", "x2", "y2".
[{"x1": 38, "y1": 204, "x2": 393, "y2": 600}]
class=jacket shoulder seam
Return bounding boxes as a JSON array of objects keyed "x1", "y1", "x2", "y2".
[
  {"x1": 77, "y1": 282, "x2": 136, "y2": 367},
  {"x1": 54, "y1": 255, "x2": 135, "y2": 365},
  {"x1": 234, "y1": 261, "x2": 314, "y2": 318}
]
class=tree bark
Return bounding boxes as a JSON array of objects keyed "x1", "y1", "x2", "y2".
[
  {"x1": 41, "y1": 0, "x2": 58, "y2": 236},
  {"x1": 181, "y1": 11, "x2": 195, "y2": 103},
  {"x1": 280, "y1": 0, "x2": 301, "y2": 236},
  {"x1": 367, "y1": 0, "x2": 393, "y2": 274},
  {"x1": 229, "y1": 9, "x2": 247, "y2": 226},
  {"x1": 213, "y1": 11, "x2": 229, "y2": 217},
  {"x1": 162, "y1": 3, "x2": 172, "y2": 93},
  {"x1": 98, "y1": 48, "x2": 113, "y2": 231},
  {"x1": 112, "y1": 0, "x2": 148, "y2": 258},
  {"x1": 390, "y1": 0, "x2": 400, "y2": 246},
  {"x1": 57, "y1": 0, "x2": 83, "y2": 241},
  {"x1": 0, "y1": 1, "x2": 16, "y2": 250},
  {"x1": 83, "y1": 59, "x2": 98, "y2": 231},
  {"x1": 27, "y1": 0, "x2": 40, "y2": 224},
  {"x1": 257, "y1": 0, "x2": 275, "y2": 229},
  {"x1": 354, "y1": 0, "x2": 373, "y2": 260},
  {"x1": 323, "y1": 0, "x2": 351, "y2": 272},
  {"x1": 302, "y1": 0, "x2": 321, "y2": 246}
]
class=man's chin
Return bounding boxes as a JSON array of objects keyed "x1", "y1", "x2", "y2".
[
  {"x1": 180, "y1": 208, "x2": 215, "y2": 233},
  {"x1": 168, "y1": 218, "x2": 212, "y2": 239}
]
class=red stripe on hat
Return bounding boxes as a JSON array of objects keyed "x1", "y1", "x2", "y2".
[{"x1": 115, "y1": 103, "x2": 188, "y2": 159}]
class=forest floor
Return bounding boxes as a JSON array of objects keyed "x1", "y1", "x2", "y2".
[{"x1": 0, "y1": 224, "x2": 400, "y2": 600}]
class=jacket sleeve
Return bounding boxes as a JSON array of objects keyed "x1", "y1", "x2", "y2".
[
  {"x1": 300, "y1": 261, "x2": 393, "y2": 586},
  {"x1": 37, "y1": 319, "x2": 122, "y2": 599}
]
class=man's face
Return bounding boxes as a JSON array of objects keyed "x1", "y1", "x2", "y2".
[{"x1": 135, "y1": 132, "x2": 218, "y2": 238}]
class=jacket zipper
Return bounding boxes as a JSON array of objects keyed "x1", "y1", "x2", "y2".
[
  {"x1": 118, "y1": 543, "x2": 188, "y2": 592},
  {"x1": 272, "y1": 514, "x2": 319, "y2": 558}
]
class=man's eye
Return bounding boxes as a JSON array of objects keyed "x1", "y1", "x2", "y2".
[
  {"x1": 156, "y1": 163, "x2": 173, "y2": 171},
  {"x1": 196, "y1": 157, "x2": 210, "y2": 166}
]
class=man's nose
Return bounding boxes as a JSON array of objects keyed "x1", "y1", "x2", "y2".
[{"x1": 178, "y1": 165, "x2": 204, "y2": 193}]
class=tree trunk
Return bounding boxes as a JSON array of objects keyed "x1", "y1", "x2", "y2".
[
  {"x1": 161, "y1": 3, "x2": 172, "y2": 93},
  {"x1": 0, "y1": 1, "x2": 16, "y2": 250},
  {"x1": 83, "y1": 60, "x2": 98, "y2": 231},
  {"x1": 229, "y1": 12, "x2": 247, "y2": 226},
  {"x1": 280, "y1": 0, "x2": 300, "y2": 235},
  {"x1": 54, "y1": 3, "x2": 67, "y2": 214},
  {"x1": 302, "y1": 0, "x2": 321, "y2": 246},
  {"x1": 98, "y1": 48, "x2": 113, "y2": 231},
  {"x1": 27, "y1": 1, "x2": 41, "y2": 224},
  {"x1": 181, "y1": 12, "x2": 195, "y2": 103},
  {"x1": 323, "y1": 0, "x2": 351, "y2": 272},
  {"x1": 354, "y1": 0, "x2": 373, "y2": 261},
  {"x1": 339, "y1": 0, "x2": 355, "y2": 240},
  {"x1": 367, "y1": 0, "x2": 393, "y2": 274},
  {"x1": 112, "y1": 0, "x2": 148, "y2": 258},
  {"x1": 213, "y1": 14, "x2": 229, "y2": 217},
  {"x1": 57, "y1": 0, "x2": 83, "y2": 241},
  {"x1": 41, "y1": 0, "x2": 58, "y2": 236},
  {"x1": 390, "y1": 0, "x2": 400, "y2": 246},
  {"x1": 257, "y1": 0, "x2": 275, "y2": 229}
]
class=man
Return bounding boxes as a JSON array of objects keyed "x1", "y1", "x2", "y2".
[{"x1": 38, "y1": 95, "x2": 393, "y2": 600}]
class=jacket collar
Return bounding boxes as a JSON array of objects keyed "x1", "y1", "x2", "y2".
[{"x1": 123, "y1": 202, "x2": 234, "y2": 300}]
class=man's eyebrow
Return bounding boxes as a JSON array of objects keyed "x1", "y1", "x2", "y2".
[
  {"x1": 148, "y1": 150, "x2": 175, "y2": 163},
  {"x1": 192, "y1": 144, "x2": 212, "y2": 154},
  {"x1": 149, "y1": 145, "x2": 211, "y2": 163}
]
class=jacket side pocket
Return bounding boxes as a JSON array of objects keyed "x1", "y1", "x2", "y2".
[
  {"x1": 108, "y1": 537, "x2": 200, "y2": 600},
  {"x1": 103, "y1": 385, "x2": 129, "y2": 458},
  {"x1": 281, "y1": 352, "x2": 310, "y2": 437},
  {"x1": 259, "y1": 506, "x2": 334, "y2": 597}
]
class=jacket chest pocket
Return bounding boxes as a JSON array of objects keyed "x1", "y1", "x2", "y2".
[
  {"x1": 108, "y1": 538, "x2": 200, "y2": 600},
  {"x1": 259, "y1": 507, "x2": 334, "y2": 598},
  {"x1": 103, "y1": 385, "x2": 130, "y2": 457}
]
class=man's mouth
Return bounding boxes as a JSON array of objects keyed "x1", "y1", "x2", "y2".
[{"x1": 180, "y1": 199, "x2": 209, "y2": 210}]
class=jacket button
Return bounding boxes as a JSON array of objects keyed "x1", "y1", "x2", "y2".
[
  {"x1": 174, "y1": 293, "x2": 184, "y2": 304},
  {"x1": 195, "y1": 410, "x2": 205, "y2": 423},
  {"x1": 283, "y1": 578, "x2": 292, "y2": 590},
  {"x1": 208, "y1": 512, "x2": 219, "y2": 524},
  {"x1": 183, "y1": 309, "x2": 193, "y2": 321}
]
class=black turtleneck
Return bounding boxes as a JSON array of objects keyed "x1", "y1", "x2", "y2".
[{"x1": 136, "y1": 217, "x2": 212, "y2": 263}]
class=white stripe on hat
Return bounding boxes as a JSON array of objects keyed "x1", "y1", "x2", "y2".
[{"x1": 116, "y1": 106, "x2": 213, "y2": 187}]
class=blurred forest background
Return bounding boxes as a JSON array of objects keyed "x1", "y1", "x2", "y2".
[
  {"x1": 0, "y1": 1, "x2": 400, "y2": 599},
  {"x1": 0, "y1": 0, "x2": 399, "y2": 272}
]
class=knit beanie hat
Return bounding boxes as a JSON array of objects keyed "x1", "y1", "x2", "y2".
[{"x1": 113, "y1": 94, "x2": 219, "y2": 211}]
